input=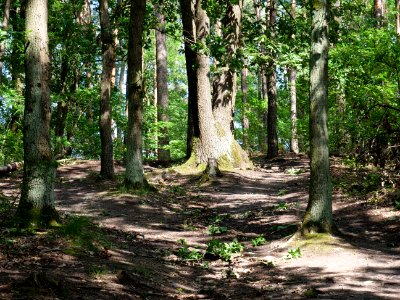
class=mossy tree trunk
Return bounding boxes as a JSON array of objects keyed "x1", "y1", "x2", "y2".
[
  {"x1": 16, "y1": 0, "x2": 59, "y2": 227},
  {"x1": 301, "y1": 0, "x2": 333, "y2": 234},
  {"x1": 99, "y1": 0, "x2": 115, "y2": 179},
  {"x1": 191, "y1": 0, "x2": 251, "y2": 171},
  {"x1": 155, "y1": 2, "x2": 170, "y2": 163},
  {"x1": 125, "y1": 0, "x2": 146, "y2": 189}
]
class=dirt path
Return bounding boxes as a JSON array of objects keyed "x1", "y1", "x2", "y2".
[{"x1": 0, "y1": 156, "x2": 399, "y2": 299}]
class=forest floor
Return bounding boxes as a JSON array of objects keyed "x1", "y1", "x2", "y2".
[{"x1": 0, "y1": 154, "x2": 400, "y2": 299}]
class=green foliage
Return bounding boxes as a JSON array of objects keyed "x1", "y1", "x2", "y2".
[
  {"x1": 287, "y1": 168, "x2": 303, "y2": 175},
  {"x1": 286, "y1": 247, "x2": 302, "y2": 259},
  {"x1": 251, "y1": 235, "x2": 267, "y2": 247},
  {"x1": 207, "y1": 225, "x2": 228, "y2": 235},
  {"x1": 176, "y1": 239, "x2": 203, "y2": 261},
  {"x1": 276, "y1": 202, "x2": 288, "y2": 210},
  {"x1": 205, "y1": 239, "x2": 244, "y2": 262}
]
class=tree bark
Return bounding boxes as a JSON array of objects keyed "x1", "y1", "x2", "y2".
[
  {"x1": 0, "y1": 0, "x2": 11, "y2": 82},
  {"x1": 241, "y1": 62, "x2": 249, "y2": 150},
  {"x1": 193, "y1": 0, "x2": 251, "y2": 170},
  {"x1": 289, "y1": 0, "x2": 299, "y2": 154},
  {"x1": 301, "y1": 0, "x2": 333, "y2": 234},
  {"x1": 374, "y1": 0, "x2": 384, "y2": 27},
  {"x1": 180, "y1": 0, "x2": 199, "y2": 159},
  {"x1": 125, "y1": 0, "x2": 146, "y2": 189},
  {"x1": 155, "y1": 3, "x2": 170, "y2": 163},
  {"x1": 396, "y1": 0, "x2": 400, "y2": 36},
  {"x1": 16, "y1": 0, "x2": 59, "y2": 227},
  {"x1": 99, "y1": 0, "x2": 115, "y2": 179},
  {"x1": 266, "y1": 0, "x2": 278, "y2": 158}
]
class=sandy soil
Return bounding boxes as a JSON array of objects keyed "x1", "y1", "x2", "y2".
[{"x1": 0, "y1": 155, "x2": 399, "y2": 299}]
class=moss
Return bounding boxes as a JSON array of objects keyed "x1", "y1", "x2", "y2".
[
  {"x1": 15, "y1": 203, "x2": 60, "y2": 229},
  {"x1": 290, "y1": 232, "x2": 338, "y2": 252},
  {"x1": 217, "y1": 154, "x2": 233, "y2": 170}
]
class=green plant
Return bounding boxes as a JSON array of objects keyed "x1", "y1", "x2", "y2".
[
  {"x1": 251, "y1": 235, "x2": 267, "y2": 247},
  {"x1": 393, "y1": 200, "x2": 400, "y2": 210},
  {"x1": 276, "y1": 202, "x2": 288, "y2": 210},
  {"x1": 88, "y1": 265, "x2": 107, "y2": 277},
  {"x1": 176, "y1": 239, "x2": 203, "y2": 261},
  {"x1": 277, "y1": 189, "x2": 289, "y2": 196},
  {"x1": 287, "y1": 168, "x2": 303, "y2": 175},
  {"x1": 207, "y1": 225, "x2": 228, "y2": 235},
  {"x1": 205, "y1": 239, "x2": 244, "y2": 261},
  {"x1": 286, "y1": 247, "x2": 301, "y2": 259}
]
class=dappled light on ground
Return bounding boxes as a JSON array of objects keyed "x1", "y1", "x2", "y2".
[{"x1": 1, "y1": 155, "x2": 399, "y2": 299}]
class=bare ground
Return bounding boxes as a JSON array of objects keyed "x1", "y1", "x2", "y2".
[{"x1": 0, "y1": 155, "x2": 399, "y2": 299}]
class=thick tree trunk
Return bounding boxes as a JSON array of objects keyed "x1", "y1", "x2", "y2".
[
  {"x1": 193, "y1": 0, "x2": 250, "y2": 170},
  {"x1": 99, "y1": 0, "x2": 115, "y2": 179},
  {"x1": 301, "y1": 0, "x2": 333, "y2": 234},
  {"x1": 0, "y1": 0, "x2": 11, "y2": 82},
  {"x1": 155, "y1": 3, "x2": 170, "y2": 163},
  {"x1": 16, "y1": 0, "x2": 59, "y2": 227},
  {"x1": 266, "y1": 0, "x2": 278, "y2": 158},
  {"x1": 180, "y1": 0, "x2": 199, "y2": 159},
  {"x1": 125, "y1": 0, "x2": 146, "y2": 188}
]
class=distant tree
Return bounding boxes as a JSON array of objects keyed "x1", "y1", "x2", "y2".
[
  {"x1": 301, "y1": 0, "x2": 333, "y2": 234},
  {"x1": 125, "y1": 0, "x2": 146, "y2": 189},
  {"x1": 16, "y1": 0, "x2": 59, "y2": 227},
  {"x1": 396, "y1": 0, "x2": 400, "y2": 35},
  {"x1": 0, "y1": 0, "x2": 11, "y2": 83},
  {"x1": 99, "y1": 0, "x2": 115, "y2": 179},
  {"x1": 155, "y1": 1, "x2": 170, "y2": 163}
]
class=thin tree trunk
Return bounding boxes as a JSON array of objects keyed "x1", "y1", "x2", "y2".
[
  {"x1": 289, "y1": 0, "x2": 299, "y2": 154},
  {"x1": 241, "y1": 62, "x2": 249, "y2": 150},
  {"x1": 155, "y1": 3, "x2": 170, "y2": 163},
  {"x1": 153, "y1": 62, "x2": 158, "y2": 156},
  {"x1": 125, "y1": 0, "x2": 146, "y2": 188},
  {"x1": 301, "y1": 0, "x2": 333, "y2": 234},
  {"x1": 180, "y1": 0, "x2": 199, "y2": 159},
  {"x1": 0, "y1": 0, "x2": 11, "y2": 82},
  {"x1": 396, "y1": 0, "x2": 400, "y2": 35},
  {"x1": 266, "y1": 0, "x2": 278, "y2": 158},
  {"x1": 374, "y1": 0, "x2": 384, "y2": 27},
  {"x1": 16, "y1": 0, "x2": 59, "y2": 227},
  {"x1": 99, "y1": 0, "x2": 115, "y2": 179}
]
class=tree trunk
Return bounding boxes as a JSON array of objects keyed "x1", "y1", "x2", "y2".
[
  {"x1": 193, "y1": 0, "x2": 250, "y2": 170},
  {"x1": 396, "y1": 0, "x2": 400, "y2": 35},
  {"x1": 99, "y1": 0, "x2": 115, "y2": 179},
  {"x1": 266, "y1": 0, "x2": 278, "y2": 158},
  {"x1": 16, "y1": 0, "x2": 59, "y2": 227},
  {"x1": 180, "y1": 0, "x2": 199, "y2": 159},
  {"x1": 125, "y1": 0, "x2": 146, "y2": 189},
  {"x1": 374, "y1": 0, "x2": 384, "y2": 27},
  {"x1": 0, "y1": 0, "x2": 11, "y2": 82},
  {"x1": 289, "y1": 68, "x2": 299, "y2": 154},
  {"x1": 241, "y1": 62, "x2": 249, "y2": 150},
  {"x1": 155, "y1": 3, "x2": 170, "y2": 163},
  {"x1": 301, "y1": 0, "x2": 333, "y2": 234},
  {"x1": 289, "y1": 0, "x2": 299, "y2": 154}
]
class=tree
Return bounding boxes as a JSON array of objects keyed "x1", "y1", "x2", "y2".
[
  {"x1": 301, "y1": 0, "x2": 332, "y2": 234},
  {"x1": 396, "y1": 0, "x2": 400, "y2": 35},
  {"x1": 0, "y1": 0, "x2": 11, "y2": 83},
  {"x1": 125, "y1": 0, "x2": 146, "y2": 189},
  {"x1": 16, "y1": 0, "x2": 59, "y2": 227},
  {"x1": 99, "y1": 0, "x2": 115, "y2": 179},
  {"x1": 180, "y1": 0, "x2": 199, "y2": 159},
  {"x1": 289, "y1": 0, "x2": 299, "y2": 154},
  {"x1": 155, "y1": 1, "x2": 170, "y2": 163},
  {"x1": 266, "y1": 0, "x2": 278, "y2": 158},
  {"x1": 186, "y1": 0, "x2": 251, "y2": 172}
]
